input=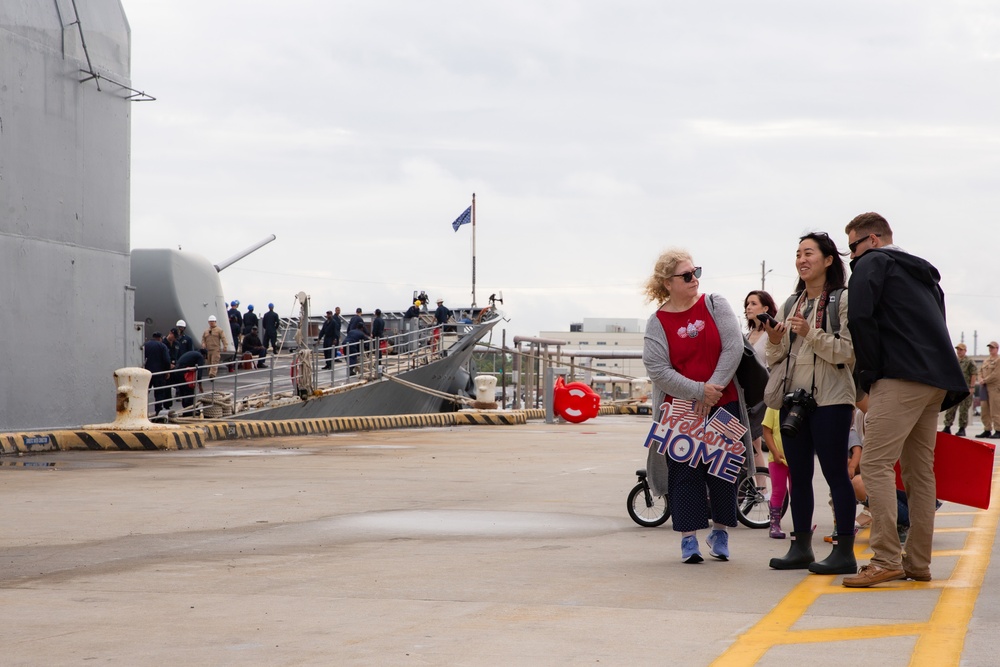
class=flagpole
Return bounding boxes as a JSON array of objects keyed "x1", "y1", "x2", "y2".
[{"x1": 471, "y1": 193, "x2": 477, "y2": 308}]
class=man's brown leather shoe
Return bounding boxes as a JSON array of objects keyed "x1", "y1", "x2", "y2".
[
  {"x1": 842, "y1": 564, "x2": 905, "y2": 588},
  {"x1": 904, "y1": 569, "x2": 932, "y2": 582}
]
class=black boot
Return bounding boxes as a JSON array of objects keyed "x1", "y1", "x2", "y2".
[
  {"x1": 808, "y1": 533, "x2": 857, "y2": 575},
  {"x1": 769, "y1": 530, "x2": 814, "y2": 570},
  {"x1": 941, "y1": 425, "x2": 951, "y2": 434},
  {"x1": 956, "y1": 427, "x2": 966, "y2": 437}
]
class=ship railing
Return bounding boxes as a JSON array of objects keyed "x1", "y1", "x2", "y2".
[{"x1": 145, "y1": 321, "x2": 474, "y2": 418}]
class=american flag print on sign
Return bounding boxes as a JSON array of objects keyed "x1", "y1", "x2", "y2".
[
  {"x1": 668, "y1": 399, "x2": 698, "y2": 422},
  {"x1": 707, "y1": 408, "x2": 747, "y2": 442}
]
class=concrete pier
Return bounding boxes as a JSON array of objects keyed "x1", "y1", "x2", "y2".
[{"x1": 0, "y1": 414, "x2": 997, "y2": 665}]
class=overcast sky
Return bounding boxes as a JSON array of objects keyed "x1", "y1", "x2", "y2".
[{"x1": 126, "y1": 1, "x2": 1000, "y2": 351}]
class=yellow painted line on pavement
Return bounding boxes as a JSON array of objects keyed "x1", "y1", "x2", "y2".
[
  {"x1": 912, "y1": 491, "x2": 1000, "y2": 666},
  {"x1": 711, "y1": 471, "x2": 1000, "y2": 667}
]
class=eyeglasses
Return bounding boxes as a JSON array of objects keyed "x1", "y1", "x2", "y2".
[
  {"x1": 848, "y1": 233, "x2": 881, "y2": 253},
  {"x1": 672, "y1": 267, "x2": 703, "y2": 283}
]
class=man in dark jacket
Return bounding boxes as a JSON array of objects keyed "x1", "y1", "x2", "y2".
[
  {"x1": 227, "y1": 300, "x2": 243, "y2": 343},
  {"x1": 343, "y1": 326, "x2": 370, "y2": 376},
  {"x1": 175, "y1": 319, "x2": 195, "y2": 359},
  {"x1": 317, "y1": 310, "x2": 337, "y2": 369},
  {"x1": 242, "y1": 304, "x2": 259, "y2": 335},
  {"x1": 261, "y1": 303, "x2": 280, "y2": 354},
  {"x1": 372, "y1": 309, "x2": 386, "y2": 361},
  {"x1": 842, "y1": 212, "x2": 968, "y2": 589},
  {"x1": 143, "y1": 332, "x2": 173, "y2": 413},
  {"x1": 175, "y1": 349, "x2": 205, "y2": 411},
  {"x1": 348, "y1": 307, "x2": 365, "y2": 333},
  {"x1": 434, "y1": 298, "x2": 452, "y2": 326},
  {"x1": 241, "y1": 326, "x2": 268, "y2": 368}
]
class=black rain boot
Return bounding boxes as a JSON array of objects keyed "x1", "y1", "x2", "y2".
[
  {"x1": 808, "y1": 533, "x2": 857, "y2": 575},
  {"x1": 769, "y1": 530, "x2": 814, "y2": 570}
]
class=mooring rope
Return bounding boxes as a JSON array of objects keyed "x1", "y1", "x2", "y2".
[{"x1": 383, "y1": 373, "x2": 474, "y2": 405}]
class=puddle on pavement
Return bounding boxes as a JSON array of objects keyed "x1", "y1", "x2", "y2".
[
  {"x1": 318, "y1": 509, "x2": 619, "y2": 538},
  {"x1": 171, "y1": 448, "x2": 309, "y2": 458},
  {"x1": 340, "y1": 445, "x2": 414, "y2": 450}
]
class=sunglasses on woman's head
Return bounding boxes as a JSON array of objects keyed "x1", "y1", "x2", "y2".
[{"x1": 672, "y1": 267, "x2": 703, "y2": 283}]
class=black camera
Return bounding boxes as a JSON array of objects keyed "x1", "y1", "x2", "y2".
[{"x1": 780, "y1": 388, "x2": 817, "y2": 438}]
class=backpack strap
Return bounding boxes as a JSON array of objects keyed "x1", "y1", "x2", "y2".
[{"x1": 825, "y1": 287, "x2": 845, "y2": 338}]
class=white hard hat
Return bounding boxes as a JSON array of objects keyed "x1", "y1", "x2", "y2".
[
  {"x1": 208, "y1": 315, "x2": 217, "y2": 322},
  {"x1": 176, "y1": 319, "x2": 186, "y2": 328}
]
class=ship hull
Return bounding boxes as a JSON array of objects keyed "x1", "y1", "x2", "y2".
[{"x1": 237, "y1": 320, "x2": 495, "y2": 420}]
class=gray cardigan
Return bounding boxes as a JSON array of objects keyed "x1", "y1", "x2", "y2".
[{"x1": 641, "y1": 293, "x2": 751, "y2": 496}]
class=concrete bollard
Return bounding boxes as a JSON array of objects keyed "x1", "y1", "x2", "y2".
[
  {"x1": 112, "y1": 367, "x2": 153, "y2": 428},
  {"x1": 472, "y1": 375, "x2": 498, "y2": 410}
]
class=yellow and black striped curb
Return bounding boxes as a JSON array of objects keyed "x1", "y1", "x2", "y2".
[
  {"x1": 0, "y1": 406, "x2": 645, "y2": 454},
  {"x1": 1, "y1": 428, "x2": 206, "y2": 455},
  {"x1": 614, "y1": 405, "x2": 652, "y2": 415},
  {"x1": 200, "y1": 411, "x2": 529, "y2": 441}
]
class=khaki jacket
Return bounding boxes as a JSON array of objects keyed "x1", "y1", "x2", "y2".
[
  {"x1": 766, "y1": 290, "x2": 856, "y2": 407},
  {"x1": 981, "y1": 356, "x2": 1000, "y2": 387},
  {"x1": 201, "y1": 326, "x2": 228, "y2": 353}
]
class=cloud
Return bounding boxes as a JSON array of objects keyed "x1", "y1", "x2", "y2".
[{"x1": 126, "y1": 0, "x2": 1000, "y2": 346}]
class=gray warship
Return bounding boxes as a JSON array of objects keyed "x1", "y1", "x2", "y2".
[{"x1": 0, "y1": 1, "x2": 500, "y2": 430}]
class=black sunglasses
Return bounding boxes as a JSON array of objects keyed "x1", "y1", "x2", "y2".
[
  {"x1": 672, "y1": 267, "x2": 702, "y2": 283},
  {"x1": 849, "y1": 233, "x2": 881, "y2": 253}
]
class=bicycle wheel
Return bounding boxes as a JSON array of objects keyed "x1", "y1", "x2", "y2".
[
  {"x1": 736, "y1": 468, "x2": 772, "y2": 529},
  {"x1": 627, "y1": 482, "x2": 670, "y2": 527}
]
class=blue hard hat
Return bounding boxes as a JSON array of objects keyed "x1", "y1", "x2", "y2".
[
  {"x1": 268, "y1": 303, "x2": 274, "y2": 308},
  {"x1": 231, "y1": 300, "x2": 238, "y2": 306},
  {"x1": 247, "y1": 304, "x2": 254, "y2": 310}
]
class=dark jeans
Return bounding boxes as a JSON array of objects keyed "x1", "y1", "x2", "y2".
[
  {"x1": 150, "y1": 374, "x2": 172, "y2": 411},
  {"x1": 780, "y1": 403, "x2": 856, "y2": 535},
  {"x1": 262, "y1": 330, "x2": 278, "y2": 353}
]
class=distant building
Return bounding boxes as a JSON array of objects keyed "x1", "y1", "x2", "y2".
[{"x1": 540, "y1": 318, "x2": 647, "y2": 400}]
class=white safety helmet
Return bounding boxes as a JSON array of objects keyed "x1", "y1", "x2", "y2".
[
  {"x1": 208, "y1": 315, "x2": 217, "y2": 322},
  {"x1": 176, "y1": 319, "x2": 186, "y2": 328}
]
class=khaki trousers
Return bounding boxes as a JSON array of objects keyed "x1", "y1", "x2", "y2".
[
  {"x1": 206, "y1": 350, "x2": 221, "y2": 378},
  {"x1": 983, "y1": 385, "x2": 1000, "y2": 432},
  {"x1": 862, "y1": 378, "x2": 945, "y2": 574}
]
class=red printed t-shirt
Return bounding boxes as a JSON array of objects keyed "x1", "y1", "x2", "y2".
[{"x1": 655, "y1": 294, "x2": 737, "y2": 406}]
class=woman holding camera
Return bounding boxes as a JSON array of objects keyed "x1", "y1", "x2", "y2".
[
  {"x1": 763, "y1": 232, "x2": 857, "y2": 574},
  {"x1": 642, "y1": 249, "x2": 748, "y2": 564}
]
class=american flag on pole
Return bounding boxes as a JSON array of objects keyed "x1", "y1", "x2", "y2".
[
  {"x1": 707, "y1": 408, "x2": 747, "y2": 442},
  {"x1": 451, "y1": 206, "x2": 472, "y2": 232},
  {"x1": 668, "y1": 399, "x2": 698, "y2": 422}
]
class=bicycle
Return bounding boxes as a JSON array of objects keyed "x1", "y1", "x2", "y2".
[
  {"x1": 626, "y1": 469, "x2": 670, "y2": 527},
  {"x1": 627, "y1": 455, "x2": 788, "y2": 529}
]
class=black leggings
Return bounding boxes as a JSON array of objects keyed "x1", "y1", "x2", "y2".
[{"x1": 780, "y1": 403, "x2": 855, "y2": 536}]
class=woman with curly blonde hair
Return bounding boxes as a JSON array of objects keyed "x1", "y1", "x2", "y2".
[{"x1": 642, "y1": 249, "x2": 748, "y2": 563}]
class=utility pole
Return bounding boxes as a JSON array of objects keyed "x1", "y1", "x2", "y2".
[{"x1": 761, "y1": 260, "x2": 773, "y2": 291}]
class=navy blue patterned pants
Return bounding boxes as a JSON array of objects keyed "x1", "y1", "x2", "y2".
[{"x1": 666, "y1": 401, "x2": 740, "y2": 532}]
